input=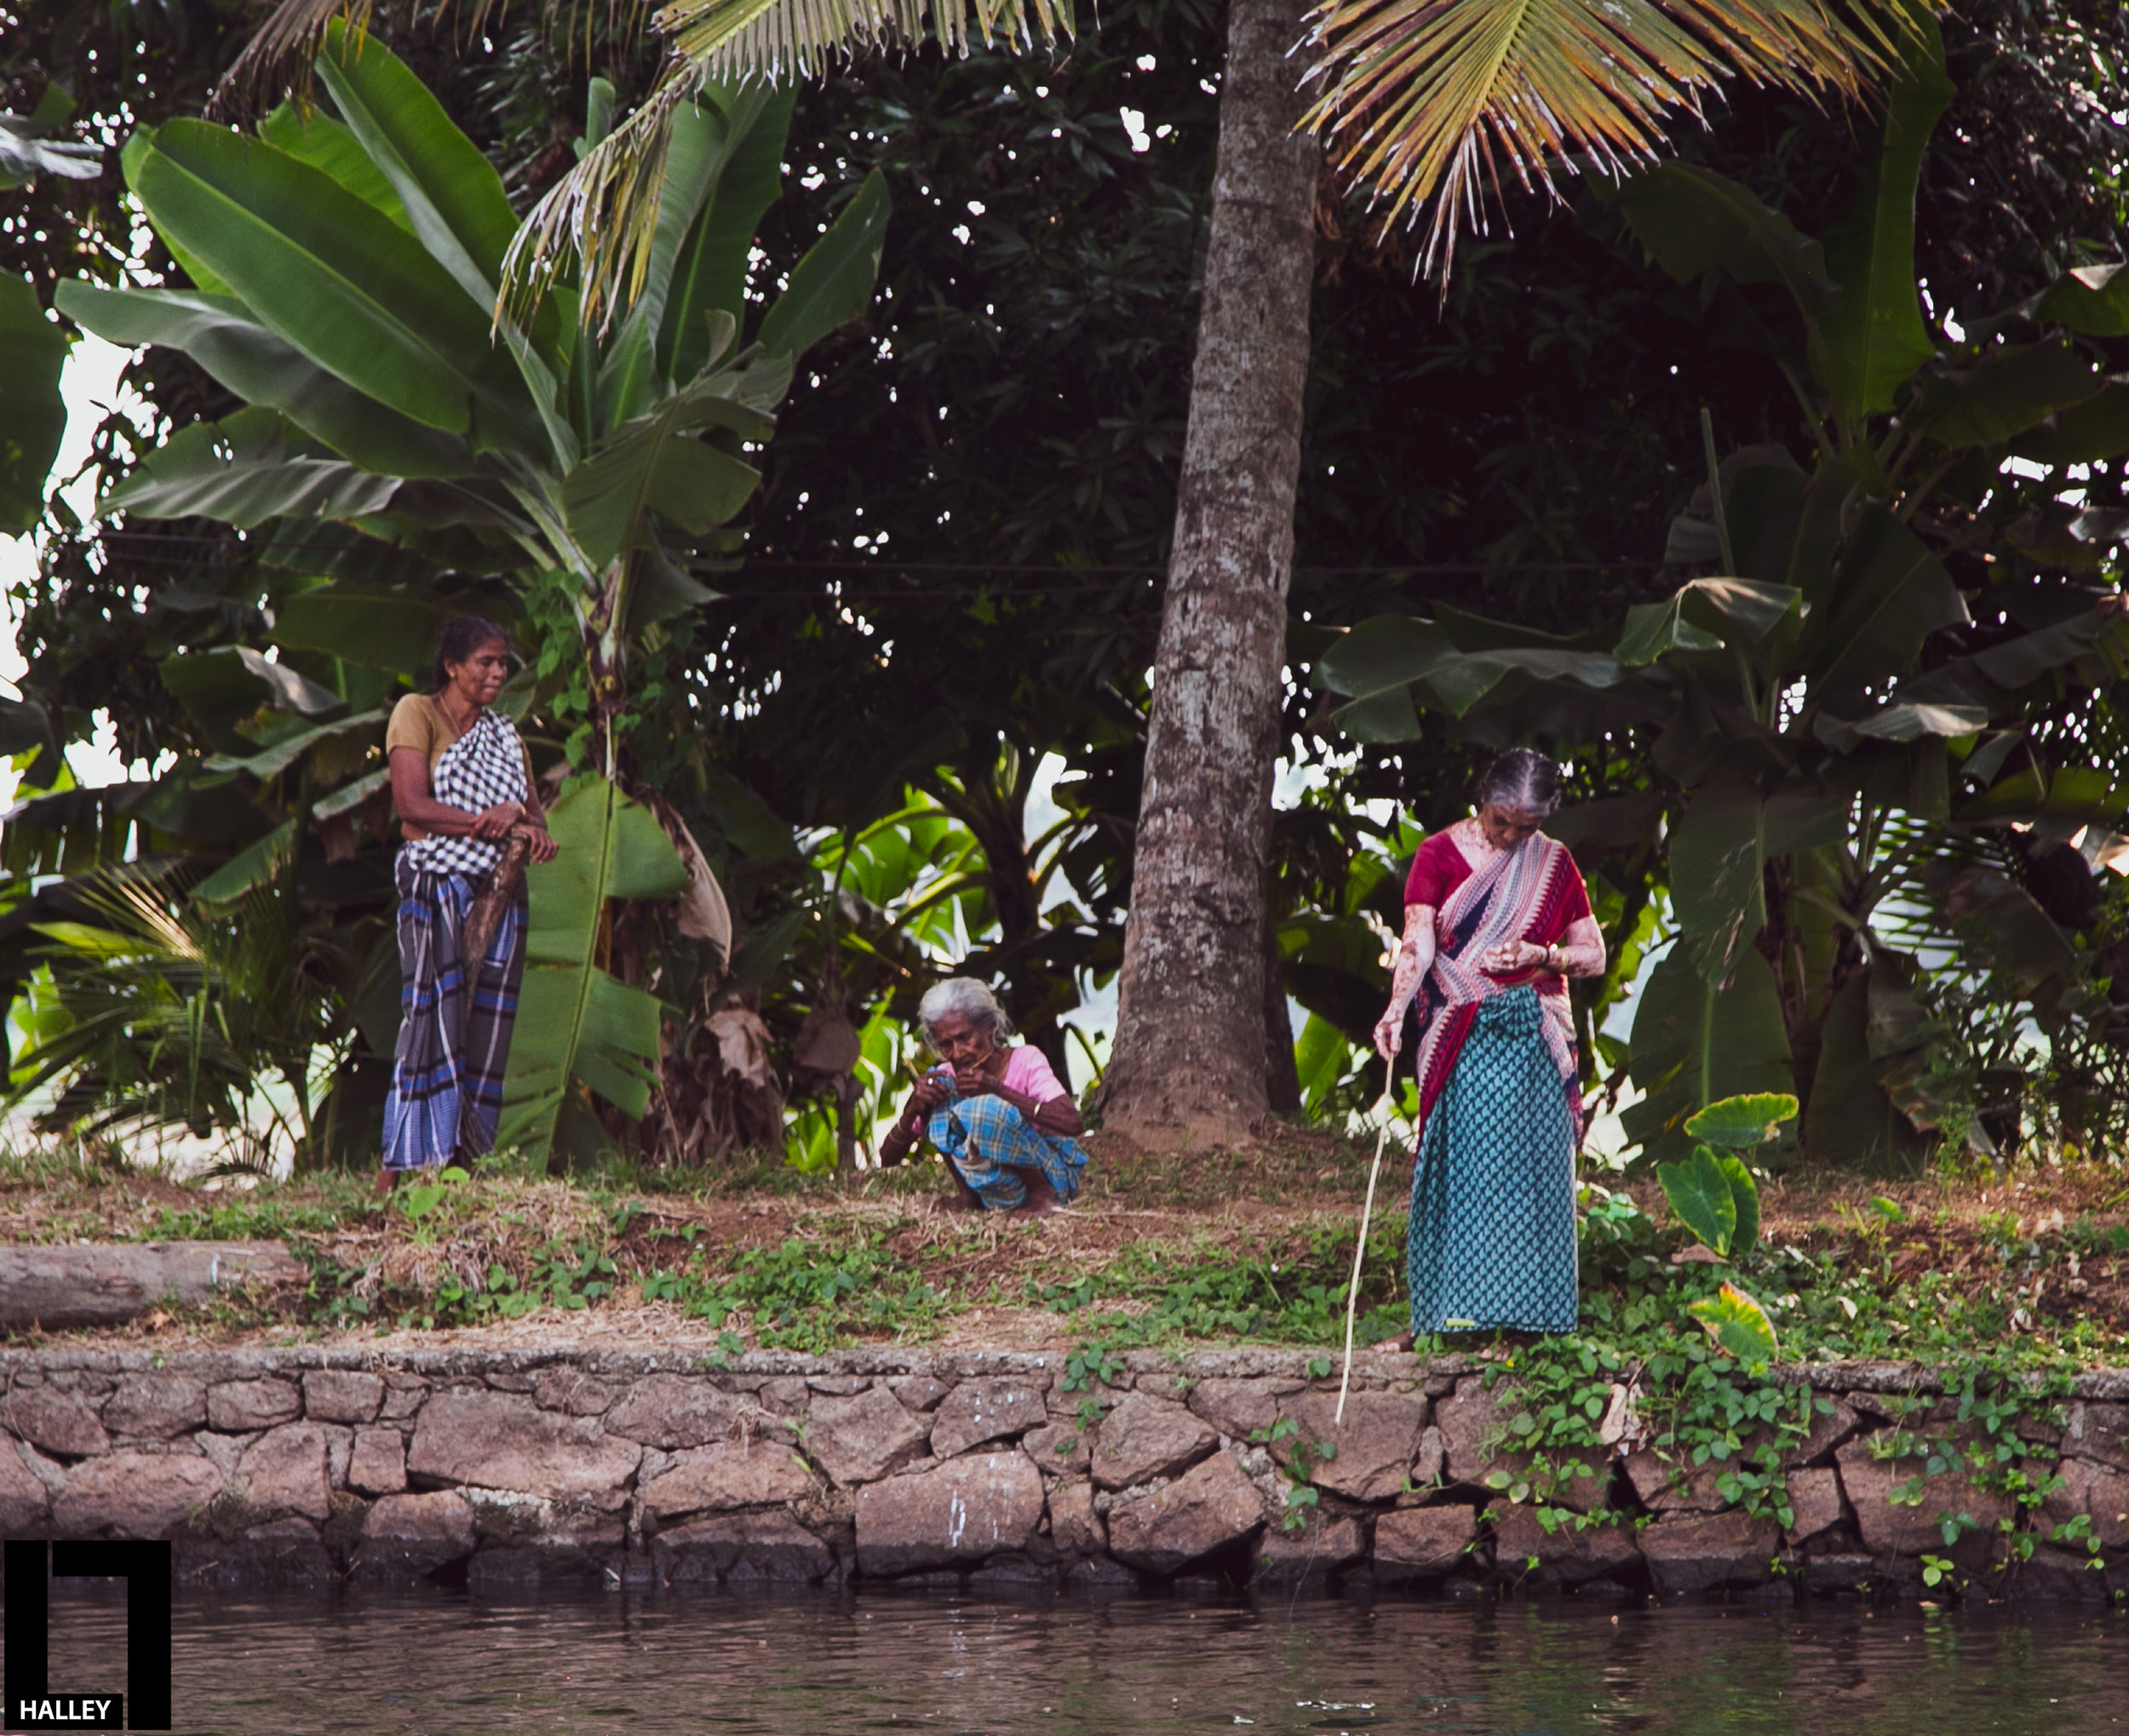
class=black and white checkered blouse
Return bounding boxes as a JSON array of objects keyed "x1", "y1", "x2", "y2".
[{"x1": 401, "y1": 708, "x2": 530, "y2": 879}]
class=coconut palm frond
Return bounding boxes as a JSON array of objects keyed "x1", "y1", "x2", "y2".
[
  {"x1": 506, "y1": 0, "x2": 1069, "y2": 324},
  {"x1": 657, "y1": 0, "x2": 1071, "y2": 77},
  {"x1": 1300, "y1": 0, "x2": 1924, "y2": 274},
  {"x1": 215, "y1": 0, "x2": 660, "y2": 113}
]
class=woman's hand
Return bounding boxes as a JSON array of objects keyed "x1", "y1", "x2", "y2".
[
  {"x1": 471, "y1": 800, "x2": 525, "y2": 840},
  {"x1": 522, "y1": 825, "x2": 559, "y2": 866},
  {"x1": 1480, "y1": 938, "x2": 1552, "y2": 976},
  {"x1": 1373, "y1": 1008, "x2": 1404, "y2": 1062},
  {"x1": 909, "y1": 1071, "x2": 955, "y2": 1116}
]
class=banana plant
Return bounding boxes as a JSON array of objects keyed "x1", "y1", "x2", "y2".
[
  {"x1": 1312, "y1": 22, "x2": 2129, "y2": 1170},
  {"x1": 40, "y1": 24, "x2": 888, "y2": 1164}
]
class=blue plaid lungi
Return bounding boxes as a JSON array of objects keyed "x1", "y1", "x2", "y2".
[
  {"x1": 381, "y1": 856, "x2": 526, "y2": 1171},
  {"x1": 927, "y1": 1094, "x2": 1087, "y2": 1210}
]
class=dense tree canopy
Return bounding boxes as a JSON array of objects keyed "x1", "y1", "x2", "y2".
[{"x1": 3, "y1": 0, "x2": 2126, "y2": 1169}]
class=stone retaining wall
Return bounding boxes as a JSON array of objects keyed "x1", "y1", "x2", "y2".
[{"x1": 1, "y1": 1347, "x2": 2124, "y2": 1601}]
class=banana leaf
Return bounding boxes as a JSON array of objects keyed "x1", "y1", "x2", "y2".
[
  {"x1": 497, "y1": 777, "x2": 691, "y2": 1162},
  {"x1": 0, "y1": 272, "x2": 68, "y2": 532}
]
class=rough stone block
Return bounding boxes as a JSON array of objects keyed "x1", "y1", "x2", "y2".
[
  {"x1": 1493, "y1": 1505, "x2": 1641, "y2": 1587},
  {"x1": 1090, "y1": 1395, "x2": 1217, "y2": 1491},
  {"x1": 2041, "y1": 1454, "x2": 2129, "y2": 1550},
  {"x1": 532, "y1": 1369, "x2": 612, "y2": 1417},
  {"x1": 1639, "y1": 1509, "x2": 1781, "y2": 1596},
  {"x1": 1413, "y1": 1425, "x2": 1446, "y2": 1489},
  {"x1": 103, "y1": 1374, "x2": 206, "y2": 1440},
  {"x1": 359, "y1": 1491, "x2": 475, "y2": 1568},
  {"x1": 348, "y1": 1426, "x2": 406, "y2": 1497},
  {"x1": 1786, "y1": 1467, "x2": 1845, "y2": 1545},
  {"x1": 1835, "y1": 1440, "x2": 2016, "y2": 1560},
  {"x1": 930, "y1": 1378, "x2": 1049, "y2": 1461},
  {"x1": 53, "y1": 1452, "x2": 220, "y2": 1538},
  {"x1": 1105, "y1": 1451, "x2": 1265, "y2": 1578},
  {"x1": 1047, "y1": 1478, "x2": 1105, "y2": 1557},
  {"x1": 1374, "y1": 1504, "x2": 1481, "y2": 1580},
  {"x1": 1624, "y1": 1451, "x2": 1730, "y2": 1515},
  {"x1": 465, "y1": 1489, "x2": 626, "y2": 1551},
  {"x1": 854, "y1": 1451, "x2": 1045, "y2": 1575},
  {"x1": 0, "y1": 1441, "x2": 51, "y2": 1531},
  {"x1": 3, "y1": 1386, "x2": 110, "y2": 1458},
  {"x1": 1429, "y1": 1379, "x2": 1503, "y2": 1484},
  {"x1": 1185, "y1": 1378, "x2": 1291, "y2": 1441},
  {"x1": 642, "y1": 1440, "x2": 812, "y2": 1521},
  {"x1": 407, "y1": 1392, "x2": 640, "y2": 1504},
  {"x1": 809, "y1": 1387, "x2": 930, "y2": 1487},
  {"x1": 376, "y1": 1377, "x2": 427, "y2": 1422},
  {"x1": 603, "y1": 1376, "x2": 740, "y2": 1448},
  {"x1": 1254, "y1": 1510, "x2": 1363, "y2": 1582},
  {"x1": 1283, "y1": 1391, "x2": 1428, "y2": 1503},
  {"x1": 301, "y1": 1371, "x2": 383, "y2": 1424},
  {"x1": 655, "y1": 1512, "x2": 836, "y2": 1585},
  {"x1": 889, "y1": 1377, "x2": 951, "y2": 1412},
  {"x1": 1792, "y1": 1400, "x2": 1862, "y2": 1465},
  {"x1": 207, "y1": 1379, "x2": 301, "y2": 1434},
  {"x1": 233, "y1": 1424, "x2": 330, "y2": 1522},
  {"x1": 1021, "y1": 1422, "x2": 1090, "y2": 1477},
  {"x1": 2064, "y1": 1402, "x2": 2129, "y2": 1473}
]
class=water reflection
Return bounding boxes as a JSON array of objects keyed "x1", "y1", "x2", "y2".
[{"x1": 20, "y1": 1584, "x2": 2127, "y2": 1733}]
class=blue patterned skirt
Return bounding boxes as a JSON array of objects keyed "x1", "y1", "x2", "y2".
[
  {"x1": 926, "y1": 1095, "x2": 1088, "y2": 1210},
  {"x1": 1407, "y1": 986, "x2": 1578, "y2": 1335},
  {"x1": 381, "y1": 857, "x2": 526, "y2": 1172}
]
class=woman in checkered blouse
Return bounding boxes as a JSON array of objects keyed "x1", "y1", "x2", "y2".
[{"x1": 376, "y1": 618, "x2": 558, "y2": 1188}]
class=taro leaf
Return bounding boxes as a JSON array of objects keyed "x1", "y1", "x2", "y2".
[
  {"x1": 1686, "y1": 1282, "x2": 1778, "y2": 1364},
  {"x1": 1684, "y1": 1092, "x2": 1799, "y2": 1148},
  {"x1": 1715, "y1": 1152, "x2": 1760, "y2": 1256},
  {"x1": 1657, "y1": 1143, "x2": 1737, "y2": 1255}
]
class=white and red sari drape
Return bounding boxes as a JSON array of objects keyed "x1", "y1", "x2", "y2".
[{"x1": 1409, "y1": 834, "x2": 1585, "y2": 1144}]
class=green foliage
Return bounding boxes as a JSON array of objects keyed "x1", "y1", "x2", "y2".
[
  {"x1": 0, "y1": 271, "x2": 68, "y2": 531},
  {"x1": 8, "y1": 29, "x2": 884, "y2": 1166},
  {"x1": 1656, "y1": 1146, "x2": 1740, "y2": 1254},
  {"x1": 1311, "y1": 20, "x2": 2129, "y2": 1167},
  {"x1": 1684, "y1": 1092, "x2": 1799, "y2": 1148},
  {"x1": 1684, "y1": 1282, "x2": 1780, "y2": 1365}
]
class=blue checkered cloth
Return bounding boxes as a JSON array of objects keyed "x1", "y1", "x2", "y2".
[
  {"x1": 381, "y1": 857, "x2": 525, "y2": 1171},
  {"x1": 927, "y1": 1094, "x2": 1087, "y2": 1209}
]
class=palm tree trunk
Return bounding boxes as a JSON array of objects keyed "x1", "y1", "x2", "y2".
[{"x1": 1098, "y1": 0, "x2": 1317, "y2": 1140}]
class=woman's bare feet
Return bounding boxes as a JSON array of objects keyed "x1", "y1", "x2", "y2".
[
  {"x1": 1010, "y1": 1171, "x2": 1062, "y2": 1217},
  {"x1": 1369, "y1": 1331, "x2": 1416, "y2": 1353},
  {"x1": 370, "y1": 1166, "x2": 398, "y2": 1200}
]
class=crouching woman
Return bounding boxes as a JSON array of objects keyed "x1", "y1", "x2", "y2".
[{"x1": 880, "y1": 979, "x2": 1087, "y2": 1213}]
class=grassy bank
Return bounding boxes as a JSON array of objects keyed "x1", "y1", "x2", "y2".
[{"x1": 3, "y1": 1132, "x2": 2125, "y2": 1376}]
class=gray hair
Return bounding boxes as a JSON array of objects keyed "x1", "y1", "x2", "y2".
[
  {"x1": 1475, "y1": 748, "x2": 1563, "y2": 816},
  {"x1": 917, "y1": 977, "x2": 1015, "y2": 1045}
]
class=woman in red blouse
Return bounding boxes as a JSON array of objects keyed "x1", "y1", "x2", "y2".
[{"x1": 1371, "y1": 749, "x2": 1606, "y2": 1343}]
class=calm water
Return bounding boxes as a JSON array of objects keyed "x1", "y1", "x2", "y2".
[{"x1": 23, "y1": 1585, "x2": 2128, "y2": 1734}]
